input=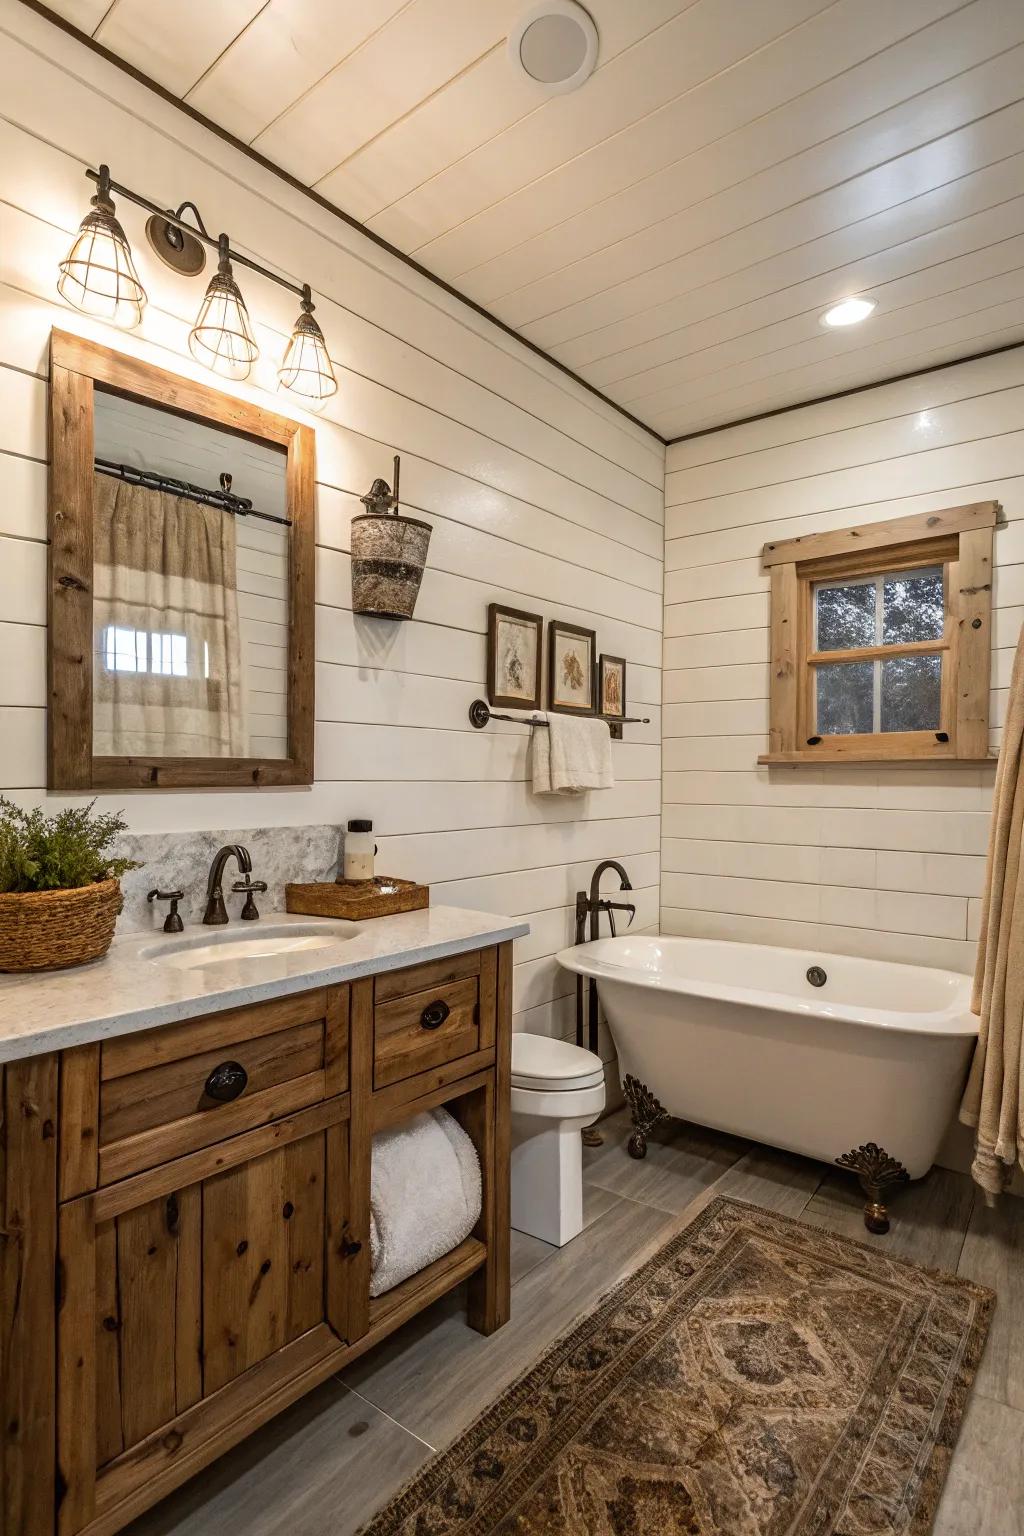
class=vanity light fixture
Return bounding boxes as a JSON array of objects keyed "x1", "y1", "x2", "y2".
[
  {"x1": 57, "y1": 165, "x2": 337, "y2": 403},
  {"x1": 57, "y1": 163, "x2": 147, "y2": 327},
  {"x1": 820, "y1": 296, "x2": 877, "y2": 328},
  {"x1": 278, "y1": 285, "x2": 338, "y2": 404},
  {"x1": 188, "y1": 234, "x2": 259, "y2": 382}
]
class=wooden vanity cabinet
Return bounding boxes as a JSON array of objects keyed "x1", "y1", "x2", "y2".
[{"x1": 0, "y1": 940, "x2": 512, "y2": 1536}]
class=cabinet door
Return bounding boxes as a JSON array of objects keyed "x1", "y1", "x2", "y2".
[{"x1": 57, "y1": 1099, "x2": 357, "y2": 1535}]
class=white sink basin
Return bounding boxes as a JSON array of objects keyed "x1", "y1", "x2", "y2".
[{"x1": 142, "y1": 921, "x2": 360, "y2": 972}]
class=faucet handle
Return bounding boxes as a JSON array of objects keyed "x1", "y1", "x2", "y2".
[
  {"x1": 232, "y1": 877, "x2": 267, "y2": 922},
  {"x1": 147, "y1": 888, "x2": 185, "y2": 933}
]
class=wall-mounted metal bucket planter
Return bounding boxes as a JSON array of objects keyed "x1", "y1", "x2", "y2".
[{"x1": 350, "y1": 455, "x2": 431, "y2": 620}]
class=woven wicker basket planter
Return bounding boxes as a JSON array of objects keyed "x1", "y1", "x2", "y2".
[{"x1": 0, "y1": 878, "x2": 122, "y2": 972}]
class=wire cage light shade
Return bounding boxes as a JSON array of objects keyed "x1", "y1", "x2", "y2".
[
  {"x1": 188, "y1": 236, "x2": 259, "y2": 382},
  {"x1": 57, "y1": 166, "x2": 146, "y2": 327},
  {"x1": 278, "y1": 288, "x2": 338, "y2": 404}
]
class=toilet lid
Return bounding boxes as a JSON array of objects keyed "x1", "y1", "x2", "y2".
[{"x1": 511, "y1": 1033, "x2": 605, "y2": 1091}]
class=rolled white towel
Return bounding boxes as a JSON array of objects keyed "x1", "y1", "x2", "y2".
[{"x1": 368, "y1": 1107, "x2": 482, "y2": 1298}]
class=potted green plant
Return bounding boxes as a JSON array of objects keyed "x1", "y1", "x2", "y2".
[{"x1": 0, "y1": 798, "x2": 140, "y2": 972}]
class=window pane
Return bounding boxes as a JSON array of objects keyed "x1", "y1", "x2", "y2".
[
  {"x1": 816, "y1": 661, "x2": 874, "y2": 735},
  {"x1": 815, "y1": 582, "x2": 876, "y2": 651},
  {"x1": 880, "y1": 654, "x2": 942, "y2": 733},
  {"x1": 882, "y1": 567, "x2": 943, "y2": 644}
]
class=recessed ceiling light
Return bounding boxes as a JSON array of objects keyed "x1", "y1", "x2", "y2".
[
  {"x1": 510, "y1": 1, "x2": 598, "y2": 95},
  {"x1": 820, "y1": 297, "x2": 877, "y2": 328}
]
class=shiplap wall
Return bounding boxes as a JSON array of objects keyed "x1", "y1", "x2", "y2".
[
  {"x1": 661, "y1": 347, "x2": 1024, "y2": 973},
  {"x1": 0, "y1": 3, "x2": 664, "y2": 1071}
]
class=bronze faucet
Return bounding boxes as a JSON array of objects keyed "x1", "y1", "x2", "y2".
[{"x1": 203, "y1": 844, "x2": 253, "y2": 925}]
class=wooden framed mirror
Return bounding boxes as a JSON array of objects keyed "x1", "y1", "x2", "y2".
[{"x1": 47, "y1": 330, "x2": 315, "y2": 789}]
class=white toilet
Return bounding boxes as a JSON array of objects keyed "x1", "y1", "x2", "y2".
[{"x1": 510, "y1": 1034, "x2": 606, "y2": 1247}]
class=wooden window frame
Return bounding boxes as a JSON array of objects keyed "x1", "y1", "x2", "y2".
[
  {"x1": 48, "y1": 329, "x2": 315, "y2": 789},
  {"x1": 760, "y1": 502, "x2": 999, "y2": 765}
]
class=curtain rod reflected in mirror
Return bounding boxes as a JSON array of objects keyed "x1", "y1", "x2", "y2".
[{"x1": 93, "y1": 458, "x2": 293, "y2": 528}]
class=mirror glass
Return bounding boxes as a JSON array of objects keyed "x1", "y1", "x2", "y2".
[{"x1": 92, "y1": 388, "x2": 290, "y2": 760}]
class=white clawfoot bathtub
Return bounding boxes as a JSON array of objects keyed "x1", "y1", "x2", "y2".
[{"x1": 556, "y1": 935, "x2": 978, "y2": 1180}]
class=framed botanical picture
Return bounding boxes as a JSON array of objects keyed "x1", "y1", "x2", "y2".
[
  {"x1": 599, "y1": 654, "x2": 626, "y2": 719},
  {"x1": 548, "y1": 620, "x2": 596, "y2": 715},
  {"x1": 487, "y1": 603, "x2": 543, "y2": 710}
]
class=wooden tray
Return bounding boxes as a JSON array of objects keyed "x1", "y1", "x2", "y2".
[{"x1": 285, "y1": 877, "x2": 429, "y2": 920}]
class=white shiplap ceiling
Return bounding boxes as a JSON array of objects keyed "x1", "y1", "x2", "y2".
[{"x1": 38, "y1": 0, "x2": 1024, "y2": 440}]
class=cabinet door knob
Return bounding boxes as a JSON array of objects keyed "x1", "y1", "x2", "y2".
[
  {"x1": 420, "y1": 999, "x2": 450, "y2": 1030},
  {"x1": 204, "y1": 1061, "x2": 248, "y2": 1103}
]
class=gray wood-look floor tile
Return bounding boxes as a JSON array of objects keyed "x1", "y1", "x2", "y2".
[
  {"x1": 957, "y1": 1195, "x2": 1024, "y2": 1411},
  {"x1": 801, "y1": 1164, "x2": 977, "y2": 1275},
  {"x1": 583, "y1": 1108, "x2": 749, "y2": 1214},
  {"x1": 686, "y1": 1143, "x2": 824, "y2": 1223},
  {"x1": 933, "y1": 1393, "x2": 1024, "y2": 1535},
  {"x1": 509, "y1": 1226, "x2": 554, "y2": 1286},
  {"x1": 124, "y1": 1378, "x2": 430, "y2": 1536},
  {"x1": 342, "y1": 1189, "x2": 677, "y2": 1447}
]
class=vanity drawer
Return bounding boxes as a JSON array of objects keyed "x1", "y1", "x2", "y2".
[
  {"x1": 96, "y1": 987, "x2": 349, "y2": 1185},
  {"x1": 374, "y1": 976, "x2": 480, "y2": 1089}
]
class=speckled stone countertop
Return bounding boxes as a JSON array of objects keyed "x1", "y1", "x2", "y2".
[{"x1": 0, "y1": 907, "x2": 529, "y2": 1064}]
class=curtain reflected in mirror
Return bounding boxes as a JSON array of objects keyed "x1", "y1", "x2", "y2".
[{"x1": 91, "y1": 389, "x2": 289, "y2": 760}]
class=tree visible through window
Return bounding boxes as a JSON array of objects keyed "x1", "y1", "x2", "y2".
[{"x1": 813, "y1": 567, "x2": 944, "y2": 737}]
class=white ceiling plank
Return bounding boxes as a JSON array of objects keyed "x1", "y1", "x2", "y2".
[
  {"x1": 466, "y1": 6, "x2": 1024, "y2": 314},
  {"x1": 94, "y1": 0, "x2": 269, "y2": 97},
  {"x1": 37, "y1": 0, "x2": 112, "y2": 33},
  {"x1": 595, "y1": 195, "x2": 1024, "y2": 400},
  {"x1": 646, "y1": 296, "x2": 1024, "y2": 435},
  {"x1": 183, "y1": 0, "x2": 411, "y2": 145},
  {"x1": 367, "y1": 0, "x2": 837, "y2": 262},
  {"x1": 523, "y1": 97, "x2": 1024, "y2": 352},
  {"x1": 315, "y1": 0, "x2": 691, "y2": 224},
  {"x1": 252, "y1": 0, "x2": 521, "y2": 184},
  {"x1": 555, "y1": 149, "x2": 1024, "y2": 375},
  {"x1": 624, "y1": 235, "x2": 1024, "y2": 413}
]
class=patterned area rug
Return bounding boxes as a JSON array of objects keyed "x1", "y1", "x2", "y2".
[{"x1": 359, "y1": 1197, "x2": 993, "y2": 1536}]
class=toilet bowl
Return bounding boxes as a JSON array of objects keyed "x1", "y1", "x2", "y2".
[{"x1": 510, "y1": 1034, "x2": 606, "y2": 1247}]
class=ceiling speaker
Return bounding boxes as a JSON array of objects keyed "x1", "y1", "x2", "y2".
[{"x1": 509, "y1": 1, "x2": 598, "y2": 95}]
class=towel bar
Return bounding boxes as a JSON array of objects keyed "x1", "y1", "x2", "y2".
[{"x1": 468, "y1": 698, "x2": 650, "y2": 740}]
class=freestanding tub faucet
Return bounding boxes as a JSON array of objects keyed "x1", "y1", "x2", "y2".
[
  {"x1": 203, "y1": 844, "x2": 253, "y2": 925},
  {"x1": 574, "y1": 861, "x2": 635, "y2": 1057}
]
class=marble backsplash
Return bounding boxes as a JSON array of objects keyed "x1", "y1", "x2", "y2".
[{"x1": 113, "y1": 824, "x2": 342, "y2": 932}]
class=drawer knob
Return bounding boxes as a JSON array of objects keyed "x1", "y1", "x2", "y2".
[
  {"x1": 204, "y1": 1060, "x2": 248, "y2": 1103},
  {"x1": 420, "y1": 999, "x2": 450, "y2": 1030}
]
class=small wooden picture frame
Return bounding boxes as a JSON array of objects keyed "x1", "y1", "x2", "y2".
[
  {"x1": 486, "y1": 603, "x2": 543, "y2": 710},
  {"x1": 548, "y1": 620, "x2": 596, "y2": 715},
  {"x1": 598, "y1": 654, "x2": 627, "y2": 719}
]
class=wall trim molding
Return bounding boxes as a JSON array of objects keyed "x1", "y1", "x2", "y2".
[{"x1": 15, "y1": 0, "x2": 665, "y2": 448}]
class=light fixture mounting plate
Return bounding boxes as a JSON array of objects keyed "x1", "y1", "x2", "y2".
[{"x1": 145, "y1": 213, "x2": 207, "y2": 276}]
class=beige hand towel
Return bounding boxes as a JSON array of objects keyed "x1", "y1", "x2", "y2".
[
  {"x1": 531, "y1": 714, "x2": 613, "y2": 795},
  {"x1": 960, "y1": 621, "x2": 1024, "y2": 1199}
]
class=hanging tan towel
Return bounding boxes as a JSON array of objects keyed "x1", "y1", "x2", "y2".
[{"x1": 960, "y1": 623, "x2": 1024, "y2": 1198}]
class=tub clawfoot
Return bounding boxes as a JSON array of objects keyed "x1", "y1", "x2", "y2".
[
  {"x1": 836, "y1": 1143, "x2": 910, "y2": 1235},
  {"x1": 623, "y1": 1074, "x2": 669, "y2": 1159}
]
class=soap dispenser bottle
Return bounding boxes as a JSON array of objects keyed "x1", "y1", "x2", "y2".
[{"x1": 343, "y1": 819, "x2": 376, "y2": 882}]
